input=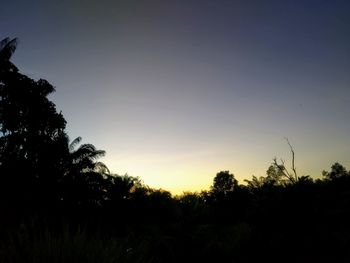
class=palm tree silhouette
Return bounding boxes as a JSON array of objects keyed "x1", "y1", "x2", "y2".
[
  {"x1": 61, "y1": 136, "x2": 109, "y2": 206},
  {"x1": 0, "y1": 37, "x2": 17, "y2": 65},
  {"x1": 68, "y1": 136, "x2": 108, "y2": 174}
]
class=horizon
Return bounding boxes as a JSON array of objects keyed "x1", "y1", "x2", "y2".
[{"x1": 2, "y1": 0, "x2": 350, "y2": 194}]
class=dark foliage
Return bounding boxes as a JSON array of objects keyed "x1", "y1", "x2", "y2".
[{"x1": 1, "y1": 38, "x2": 350, "y2": 262}]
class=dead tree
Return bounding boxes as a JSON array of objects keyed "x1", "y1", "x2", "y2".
[{"x1": 273, "y1": 138, "x2": 299, "y2": 184}]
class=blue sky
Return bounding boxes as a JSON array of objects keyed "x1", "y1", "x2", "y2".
[{"x1": 2, "y1": 0, "x2": 350, "y2": 193}]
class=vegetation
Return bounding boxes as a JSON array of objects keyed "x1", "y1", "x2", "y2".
[{"x1": 1, "y1": 37, "x2": 350, "y2": 262}]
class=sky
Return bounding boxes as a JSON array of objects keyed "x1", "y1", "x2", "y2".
[{"x1": 1, "y1": 0, "x2": 350, "y2": 194}]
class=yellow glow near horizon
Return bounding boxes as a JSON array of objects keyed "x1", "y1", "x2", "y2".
[{"x1": 101, "y1": 141, "x2": 350, "y2": 195}]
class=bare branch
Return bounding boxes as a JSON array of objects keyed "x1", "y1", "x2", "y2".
[{"x1": 285, "y1": 137, "x2": 298, "y2": 181}]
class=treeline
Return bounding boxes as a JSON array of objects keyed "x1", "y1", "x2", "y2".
[{"x1": 1, "y1": 38, "x2": 350, "y2": 262}]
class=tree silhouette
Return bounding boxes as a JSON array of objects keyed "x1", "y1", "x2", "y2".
[
  {"x1": 106, "y1": 174, "x2": 140, "y2": 202},
  {"x1": 244, "y1": 175, "x2": 267, "y2": 190},
  {"x1": 322, "y1": 162, "x2": 349, "y2": 181},
  {"x1": 67, "y1": 136, "x2": 107, "y2": 174},
  {"x1": 211, "y1": 171, "x2": 238, "y2": 197},
  {"x1": 0, "y1": 38, "x2": 17, "y2": 71},
  {"x1": 270, "y1": 139, "x2": 299, "y2": 184},
  {"x1": 0, "y1": 37, "x2": 67, "y2": 208},
  {"x1": 61, "y1": 136, "x2": 109, "y2": 206}
]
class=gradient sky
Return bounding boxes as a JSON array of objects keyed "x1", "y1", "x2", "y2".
[{"x1": 2, "y1": 0, "x2": 350, "y2": 194}]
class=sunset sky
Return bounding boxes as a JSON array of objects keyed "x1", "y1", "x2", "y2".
[{"x1": 2, "y1": 0, "x2": 350, "y2": 194}]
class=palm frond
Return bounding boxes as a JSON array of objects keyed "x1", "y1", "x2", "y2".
[
  {"x1": 69, "y1": 136, "x2": 82, "y2": 152},
  {"x1": 94, "y1": 162, "x2": 110, "y2": 174},
  {"x1": 0, "y1": 37, "x2": 18, "y2": 62}
]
